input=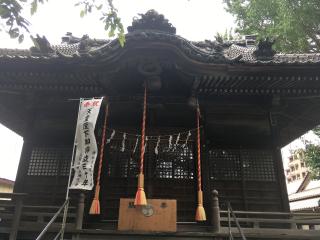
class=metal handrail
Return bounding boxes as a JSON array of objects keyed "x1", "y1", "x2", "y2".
[
  {"x1": 227, "y1": 202, "x2": 247, "y2": 240},
  {"x1": 35, "y1": 198, "x2": 69, "y2": 240}
]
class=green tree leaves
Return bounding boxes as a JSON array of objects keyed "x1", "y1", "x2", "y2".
[
  {"x1": 223, "y1": 0, "x2": 320, "y2": 53},
  {"x1": 30, "y1": 0, "x2": 37, "y2": 15},
  {"x1": 74, "y1": 0, "x2": 125, "y2": 47},
  {"x1": 299, "y1": 127, "x2": 320, "y2": 180},
  {"x1": 304, "y1": 144, "x2": 320, "y2": 180},
  {"x1": 0, "y1": 0, "x2": 30, "y2": 42},
  {"x1": 1, "y1": 0, "x2": 125, "y2": 47}
]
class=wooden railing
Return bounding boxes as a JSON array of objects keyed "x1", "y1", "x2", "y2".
[
  {"x1": 209, "y1": 190, "x2": 320, "y2": 234},
  {"x1": 0, "y1": 192, "x2": 85, "y2": 240},
  {"x1": 1, "y1": 190, "x2": 320, "y2": 240},
  {"x1": 220, "y1": 210, "x2": 320, "y2": 230},
  {"x1": 0, "y1": 192, "x2": 26, "y2": 240}
]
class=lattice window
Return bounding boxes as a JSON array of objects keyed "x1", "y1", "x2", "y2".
[
  {"x1": 242, "y1": 150, "x2": 275, "y2": 181},
  {"x1": 105, "y1": 137, "x2": 194, "y2": 179},
  {"x1": 153, "y1": 144, "x2": 194, "y2": 179},
  {"x1": 209, "y1": 149, "x2": 242, "y2": 180},
  {"x1": 106, "y1": 138, "x2": 139, "y2": 178},
  {"x1": 27, "y1": 147, "x2": 72, "y2": 176},
  {"x1": 156, "y1": 161, "x2": 173, "y2": 178},
  {"x1": 209, "y1": 149, "x2": 275, "y2": 181}
]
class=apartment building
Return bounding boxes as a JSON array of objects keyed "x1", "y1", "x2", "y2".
[{"x1": 285, "y1": 149, "x2": 308, "y2": 183}]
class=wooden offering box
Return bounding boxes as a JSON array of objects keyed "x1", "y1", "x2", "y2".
[{"x1": 118, "y1": 198, "x2": 177, "y2": 232}]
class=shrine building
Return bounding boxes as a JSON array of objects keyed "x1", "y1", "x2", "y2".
[{"x1": 0, "y1": 10, "x2": 320, "y2": 240}]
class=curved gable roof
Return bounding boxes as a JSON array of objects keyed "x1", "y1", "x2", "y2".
[{"x1": 1, "y1": 10, "x2": 320, "y2": 66}]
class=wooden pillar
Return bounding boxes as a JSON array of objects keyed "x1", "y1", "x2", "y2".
[
  {"x1": 13, "y1": 141, "x2": 32, "y2": 193},
  {"x1": 13, "y1": 95, "x2": 37, "y2": 193},
  {"x1": 290, "y1": 220, "x2": 297, "y2": 229},
  {"x1": 269, "y1": 109, "x2": 290, "y2": 212},
  {"x1": 76, "y1": 193, "x2": 85, "y2": 230},
  {"x1": 211, "y1": 190, "x2": 220, "y2": 233},
  {"x1": 9, "y1": 195, "x2": 24, "y2": 240}
]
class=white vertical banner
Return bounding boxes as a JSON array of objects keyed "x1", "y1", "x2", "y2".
[{"x1": 69, "y1": 98, "x2": 103, "y2": 190}]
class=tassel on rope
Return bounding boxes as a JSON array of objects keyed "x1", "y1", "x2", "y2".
[
  {"x1": 90, "y1": 102, "x2": 109, "y2": 215},
  {"x1": 195, "y1": 103, "x2": 206, "y2": 221},
  {"x1": 134, "y1": 85, "x2": 147, "y2": 206},
  {"x1": 90, "y1": 185, "x2": 101, "y2": 214}
]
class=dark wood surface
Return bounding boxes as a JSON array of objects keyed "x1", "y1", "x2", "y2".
[
  {"x1": 1, "y1": 194, "x2": 320, "y2": 240},
  {"x1": 1, "y1": 46, "x2": 316, "y2": 225}
]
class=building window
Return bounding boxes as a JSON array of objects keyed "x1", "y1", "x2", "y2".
[
  {"x1": 289, "y1": 156, "x2": 294, "y2": 162},
  {"x1": 292, "y1": 175, "x2": 296, "y2": 180},
  {"x1": 301, "y1": 162, "x2": 305, "y2": 167},
  {"x1": 106, "y1": 137, "x2": 195, "y2": 179},
  {"x1": 290, "y1": 166, "x2": 295, "y2": 172},
  {"x1": 295, "y1": 164, "x2": 299, "y2": 170},
  {"x1": 28, "y1": 147, "x2": 72, "y2": 176},
  {"x1": 302, "y1": 172, "x2": 306, "y2": 177},
  {"x1": 209, "y1": 149, "x2": 275, "y2": 182}
]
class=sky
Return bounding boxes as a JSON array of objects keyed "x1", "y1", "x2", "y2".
[
  {"x1": 0, "y1": 0, "x2": 318, "y2": 181},
  {"x1": 1, "y1": 0, "x2": 236, "y2": 48}
]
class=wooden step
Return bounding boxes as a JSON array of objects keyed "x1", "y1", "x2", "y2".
[{"x1": 67, "y1": 227, "x2": 320, "y2": 240}]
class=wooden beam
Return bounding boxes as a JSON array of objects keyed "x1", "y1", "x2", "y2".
[{"x1": 269, "y1": 110, "x2": 290, "y2": 212}]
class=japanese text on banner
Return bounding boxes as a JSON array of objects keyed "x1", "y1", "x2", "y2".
[{"x1": 70, "y1": 98, "x2": 103, "y2": 190}]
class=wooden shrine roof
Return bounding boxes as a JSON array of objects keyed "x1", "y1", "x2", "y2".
[
  {"x1": 1, "y1": 10, "x2": 320, "y2": 147},
  {"x1": 1, "y1": 10, "x2": 320, "y2": 66},
  {"x1": 1, "y1": 32, "x2": 320, "y2": 65}
]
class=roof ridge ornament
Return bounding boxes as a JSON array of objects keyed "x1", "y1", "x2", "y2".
[
  {"x1": 61, "y1": 32, "x2": 109, "y2": 46},
  {"x1": 30, "y1": 34, "x2": 54, "y2": 55},
  {"x1": 253, "y1": 37, "x2": 276, "y2": 61},
  {"x1": 127, "y1": 9, "x2": 176, "y2": 34}
]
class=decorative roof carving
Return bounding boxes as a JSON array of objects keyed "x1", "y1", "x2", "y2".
[
  {"x1": 253, "y1": 38, "x2": 276, "y2": 61},
  {"x1": 2, "y1": 10, "x2": 318, "y2": 65},
  {"x1": 2, "y1": 28, "x2": 320, "y2": 65},
  {"x1": 30, "y1": 35, "x2": 54, "y2": 55},
  {"x1": 192, "y1": 40, "x2": 224, "y2": 53},
  {"x1": 53, "y1": 33, "x2": 110, "y2": 56},
  {"x1": 224, "y1": 44, "x2": 256, "y2": 62},
  {"x1": 127, "y1": 10, "x2": 176, "y2": 34},
  {"x1": 88, "y1": 31, "x2": 233, "y2": 63},
  {"x1": 62, "y1": 32, "x2": 109, "y2": 47}
]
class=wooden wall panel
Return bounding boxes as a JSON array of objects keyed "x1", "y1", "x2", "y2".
[{"x1": 207, "y1": 148, "x2": 283, "y2": 212}]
